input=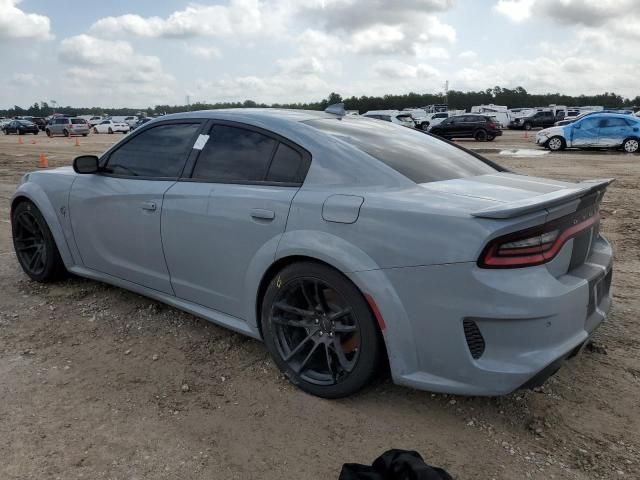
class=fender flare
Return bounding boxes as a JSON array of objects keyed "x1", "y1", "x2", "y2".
[{"x1": 11, "y1": 183, "x2": 75, "y2": 268}]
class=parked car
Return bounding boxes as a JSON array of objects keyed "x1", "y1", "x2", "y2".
[
  {"x1": 429, "y1": 114, "x2": 502, "y2": 141},
  {"x1": 537, "y1": 113, "x2": 640, "y2": 153},
  {"x1": 45, "y1": 117, "x2": 89, "y2": 137},
  {"x1": 131, "y1": 117, "x2": 153, "y2": 131},
  {"x1": 88, "y1": 116, "x2": 104, "y2": 127},
  {"x1": 424, "y1": 112, "x2": 450, "y2": 130},
  {"x1": 10, "y1": 109, "x2": 613, "y2": 398},
  {"x1": 510, "y1": 110, "x2": 559, "y2": 130},
  {"x1": 92, "y1": 119, "x2": 130, "y2": 134},
  {"x1": 554, "y1": 110, "x2": 635, "y2": 127},
  {"x1": 3, "y1": 119, "x2": 39, "y2": 135},
  {"x1": 124, "y1": 116, "x2": 139, "y2": 128},
  {"x1": 362, "y1": 110, "x2": 415, "y2": 128},
  {"x1": 402, "y1": 109, "x2": 431, "y2": 131},
  {"x1": 30, "y1": 117, "x2": 47, "y2": 130}
]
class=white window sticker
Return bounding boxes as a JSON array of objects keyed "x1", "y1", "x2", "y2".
[{"x1": 193, "y1": 134, "x2": 210, "y2": 150}]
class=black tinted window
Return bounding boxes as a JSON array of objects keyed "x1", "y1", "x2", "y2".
[
  {"x1": 106, "y1": 123, "x2": 200, "y2": 177},
  {"x1": 192, "y1": 125, "x2": 276, "y2": 182},
  {"x1": 305, "y1": 117, "x2": 498, "y2": 183},
  {"x1": 267, "y1": 143, "x2": 306, "y2": 183}
]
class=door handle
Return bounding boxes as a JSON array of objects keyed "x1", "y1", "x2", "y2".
[
  {"x1": 141, "y1": 201, "x2": 157, "y2": 211},
  {"x1": 250, "y1": 208, "x2": 275, "y2": 220}
]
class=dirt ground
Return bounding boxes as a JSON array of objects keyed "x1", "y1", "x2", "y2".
[{"x1": 0, "y1": 129, "x2": 638, "y2": 480}]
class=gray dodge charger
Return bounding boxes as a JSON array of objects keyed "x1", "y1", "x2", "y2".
[{"x1": 11, "y1": 108, "x2": 613, "y2": 398}]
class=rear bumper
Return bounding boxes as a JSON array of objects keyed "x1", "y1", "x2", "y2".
[{"x1": 351, "y1": 235, "x2": 613, "y2": 396}]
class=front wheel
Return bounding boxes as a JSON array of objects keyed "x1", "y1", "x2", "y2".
[
  {"x1": 487, "y1": 134, "x2": 496, "y2": 141},
  {"x1": 623, "y1": 138, "x2": 639, "y2": 153},
  {"x1": 421, "y1": 123, "x2": 430, "y2": 131},
  {"x1": 11, "y1": 201, "x2": 66, "y2": 282},
  {"x1": 548, "y1": 136, "x2": 565, "y2": 151},
  {"x1": 108, "y1": 128, "x2": 113, "y2": 134},
  {"x1": 46, "y1": 129, "x2": 52, "y2": 137},
  {"x1": 524, "y1": 122, "x2": 532, "y2": 131},
  {"x1": 261, "y1": 262, "x2": 383, "y2": 398}
]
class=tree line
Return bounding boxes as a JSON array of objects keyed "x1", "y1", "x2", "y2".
[{"x1": 2, "y1": 87, "x2": 639, "y2": 118}]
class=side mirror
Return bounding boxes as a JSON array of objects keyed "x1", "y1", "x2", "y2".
[{"x1": 73, "y1": 155, "x2": 100, "y2": 174}]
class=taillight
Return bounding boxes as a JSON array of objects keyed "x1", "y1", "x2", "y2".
[{"x1": 479, "y1": 206, "x2": 600, "y2": 268}]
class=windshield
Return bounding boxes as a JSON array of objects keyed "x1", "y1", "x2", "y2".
[{"x1": 304, "y1": 117, "x2": 499, "y2": 183}]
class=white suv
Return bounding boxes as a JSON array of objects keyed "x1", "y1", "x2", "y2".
[{"x1": 363, "y1": 110, "x2": 415, "y2": 128}]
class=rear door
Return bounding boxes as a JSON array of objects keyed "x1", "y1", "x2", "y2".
[
  {"x1": 161, "y1": 122, "x2": 310, "y2": 319},
  {"x1": 598, "y1": 117, "x2": 631, "y2": 147},
  {"x1": 69, "y1": 121, "x2": 203, "y2": 293}
]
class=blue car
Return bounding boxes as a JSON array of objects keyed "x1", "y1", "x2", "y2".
[{"x1": 537, "y1": 113, "x2": 640, "y2": 153}]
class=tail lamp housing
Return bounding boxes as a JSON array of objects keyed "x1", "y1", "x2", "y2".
[{"x1": 479, "y1": 206, "x2": 600, "y2": 268}]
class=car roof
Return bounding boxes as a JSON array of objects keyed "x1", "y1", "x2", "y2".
[
  {"x1": 162, "y1": 108, "x2": 335, "y2": 124},
  {"x1": 363, "y1": 110, "x2": 405, "y2": 115}
]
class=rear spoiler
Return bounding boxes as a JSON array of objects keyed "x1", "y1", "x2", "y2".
[{"x1": 472, "y1": 178, "x2": 614, "y2": 219}]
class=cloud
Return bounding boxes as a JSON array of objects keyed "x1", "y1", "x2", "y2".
[
  {"x1": 493, "y1": 0, "x2": 535, "y2": 22},
  {"x1": 458, "y1": 50, "x2": 478, "y2": 60},
  {"x1": 58, "y1": 34, "x2": 176, "y2": 106},
  {"x1": 0, "y1": 0, "x2": 51, "y2": 40},
  {"x1": 89, "y1": 0, "x2": 269, "y2": 38},
  {"x1": 190, "y1": 46, "x2": 222, "y2": 59},
  {"x1": 372, "y1": 59, "x2": 440, "y2": 79},
  {"x1": 536, "y1": 0, "x2": 636, "y2": 27},
  {"x1": 10, "y1": 72, "x2": 39, "y2": 87}
]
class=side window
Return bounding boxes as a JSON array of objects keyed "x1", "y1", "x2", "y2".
[
  {"x1": 192, "y1": 125, "x2": 276, "y2": 182},
  {"x1": 266, "y1": 143, "x2": 308, "y2": 184},
  {"x1": 601, "y1": 118, "x2": 628, "y2": 128},
  {"x1": 381, "y1": 115, "x2": 392, "y2": 122},
  {"x1": 578, "y1": 118, "x2": 600, "y2": 129},
  {"x1": 106, "y1": 123, "x2": 201, "y2": 177}
]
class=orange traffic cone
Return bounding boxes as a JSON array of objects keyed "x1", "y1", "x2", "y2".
[
  {"x1": 75, "y1": 137, "x2": 80, "y2": 147},
  {"x1": 18, "y1": 136, "x2": 24, "y2": 144},
  {"x1": 38, "y1": 153, "x2": 48, "y2": 168},
  {"x1": 523, "y1": 130, "x2": 529, "y2": 139}
]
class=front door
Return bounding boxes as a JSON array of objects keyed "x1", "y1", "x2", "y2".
[
  {"x1": 69, "y1": 121, "x2": 203, "y2": 294},
  {"x1": 571, "y1": 117, "x2": 600, "y2": 147},
  {"x1": 162, "y1": 122, "x2": 311, "y2": 320}
]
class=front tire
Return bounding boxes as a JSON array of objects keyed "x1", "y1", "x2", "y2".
[
  {"x1": 523, "y1": 122, "x2": 532, "y2": 131},
  {"x1": 261, "y1": 262, "x2": 383, "y2": 398},
  {"x1": 11, "y1": 201, "x2": 66, "y2": 282},
  {"x1": 623, "y1": 138, "x2": 639, "y2": 153},
  {"x1": 108, "y1": 127, "x2": 113, "y2": 134},
  {"x1": 421, "y1": 123, "x2": 430, "y2": 131},
  {"x1": 547, "y1": 136, "x2": 565, "y2": 151}
]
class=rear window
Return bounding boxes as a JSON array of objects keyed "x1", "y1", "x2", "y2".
[
  {"x1": 305, "y1": 117, "x2": 498, "y2": 183},
  {"x1": 71, "y1": 119, "x2": 85, "y2": 124}
]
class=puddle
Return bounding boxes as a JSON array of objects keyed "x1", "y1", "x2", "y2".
[{"x1": 499, "y1": 149, "x2": 549, "y2": 157}]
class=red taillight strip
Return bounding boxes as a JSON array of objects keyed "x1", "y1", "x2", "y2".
[{"x1": 481, "y1": 214, "x2": 599, "y2": 268}]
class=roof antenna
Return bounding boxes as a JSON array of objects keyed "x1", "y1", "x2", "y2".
[{"x1": 324, "y1": 102, "x2": 346, "y2": 116}]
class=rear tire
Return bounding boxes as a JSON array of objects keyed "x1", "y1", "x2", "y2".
[
  {"x1": 108, "y1": 128, "x2": 113, "y2": 134},
  {"x1": 487, "y1": 134, "x2": 496, "y2": 141},
  {"x1": 474, "y1": 129, "x2": 488, "y2": 142},
  {"x1": 46, "y1": 129, "x2": 52, "y2": 137},
  {"x1": 261, "y1": 261, "x2": 383, "y2": 398},
  {"x1": 623, "y1": 138, "x2": 639, "y2": 153},
  {"x1": 524, "y1": 122, "x2": 532, "y2": 131},
  {"x1": 11, "y1": 201, "x2": 66, "y2": 282},
  {"x1": 63, "y1": 129, "x2": 69, "y2": 137}
]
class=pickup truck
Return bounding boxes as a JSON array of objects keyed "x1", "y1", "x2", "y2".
[{"x1": 510, "y1": 111, "x2": 560, "y2": 130}]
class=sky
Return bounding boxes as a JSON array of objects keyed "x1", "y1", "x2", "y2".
[{"x1": 1, "y1": 0, "x2": 638, "y2": 108}]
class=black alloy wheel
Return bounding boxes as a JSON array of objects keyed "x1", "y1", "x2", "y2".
[
  {"x1": 262, "y1": 262, "x2": 382, "y2": 398},
  {"x1": 12, "y1": 201, "x2": 66, "y2": 282}
]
